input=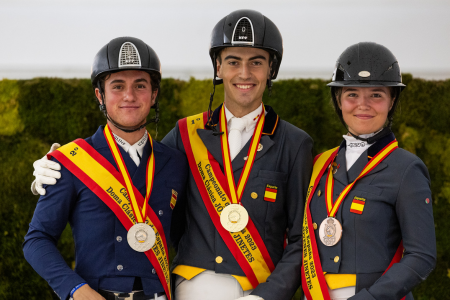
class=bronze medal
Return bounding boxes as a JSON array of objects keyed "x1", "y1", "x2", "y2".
[{"x1": 318, "y1": 217, "x2": 342, "y2": 247}]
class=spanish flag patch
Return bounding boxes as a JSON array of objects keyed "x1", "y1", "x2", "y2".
[
  {"x1": 350, "y1": 196, "x2": 366, "y2": 214},
  {"x1": 170, "y1": 189, "x2": 178, "y2": 209},
  {"x1": 264, "y1": 184, "x2": 278, "y2": 202}
]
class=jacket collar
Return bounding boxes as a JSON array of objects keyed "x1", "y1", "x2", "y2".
[
  {"x1": 199, "y1": 103, "x2": 278, "y2": 172},
  {"x1": 206, "y1": 103, "x2": 280, "y2": 136},
  {"x1": 91, "y1": 126, "x2": 170, "y2": 179},
  {"x1": 337, "y1": 132, "x2": 396, "y2": 183}
]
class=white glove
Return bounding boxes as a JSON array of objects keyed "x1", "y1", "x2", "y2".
[
  {"x1": 31, "y1": 143, "x2": 62, "y2": 196},
  {"x1": 235, "y1": 296, "x2": 264, "y2": 300}
]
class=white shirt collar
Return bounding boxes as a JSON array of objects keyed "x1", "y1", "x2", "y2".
[
  {"x1": 112, "y1": 131, "x2": 148, "y2": 158},
  {"x1": 342, "y1": 133, "x2": 374, "y2": 170},
  {"x1": 224, "y1": 103, "x2": 263, "y2": 133}
]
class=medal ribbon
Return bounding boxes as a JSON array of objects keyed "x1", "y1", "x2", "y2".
[
  {"x1": 49, "y1": 133, "x2": 171, "y2": 300},
  {"x1": 302, "y1": 140, "x2": 401, "y2": 300},
  {"x1": 325, "y1": 140, "x2": 398, "y2": 217},
  {"x1": 179, "y1": 111, "x2": 275, "y2": 288},
  {"x1": 104, "y1": 125, "x2": 154, "y2": 223},
  {"x1": 219, "y1": 105, "x2": 265, "y2": 204}
]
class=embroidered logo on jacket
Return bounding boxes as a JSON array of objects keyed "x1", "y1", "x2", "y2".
[
  {"x1": 264, "y1": 184, "x2": 278, "y2": 202},
  {"x1": 170, "y1": 190, "x2": 178, "y2": 209},
  {"x1": 350, "y1": 196, "x2": 366, "y2": 214}
]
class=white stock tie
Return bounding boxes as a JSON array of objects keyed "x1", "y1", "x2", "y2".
[
  {"x1": 128, "y1": 145, "x2": 141, "y2": 167},
  {"x1": 228, "y1": 117, "x2": 247, "y2": 161}
]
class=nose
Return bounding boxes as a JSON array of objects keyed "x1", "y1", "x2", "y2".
[
  {"x1": 123, "y1": 86, "x2": 135, "y2": 101},
  {"x1": 239, "y1": 64, "x2": 251, "y2": 80},
  {"x1": 357, "y1": 94, "x2": 371, "y2": 109}
]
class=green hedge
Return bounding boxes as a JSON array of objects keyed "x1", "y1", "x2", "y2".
[{"x1": 0, "y1": 76, "x2": 449, "y2": 299}]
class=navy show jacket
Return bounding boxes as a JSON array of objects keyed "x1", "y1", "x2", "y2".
[
  {"x1": 23, "y1": 126, "x2": 188, "y2": 300},
  {"x1": 309, "y1": 133, "x2": 436, "y2": 300}
]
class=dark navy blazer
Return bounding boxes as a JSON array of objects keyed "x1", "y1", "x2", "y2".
[
  {"x1": 309, "y1": 133, "x2": 436, "y2": 300},
  {"x1": 23, "y1": 126, "x2": 188, "y2": 300},
  {"x1": 162, "y1": 105, "x2": 314, "y2": 300}
]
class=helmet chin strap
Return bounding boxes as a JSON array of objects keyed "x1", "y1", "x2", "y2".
[
  {"x1": 96, "y1": 82, "x2": 159, "y2": 134},
  {"x1": 348, "y1": 126, "x2": 392, "y2": 144}
]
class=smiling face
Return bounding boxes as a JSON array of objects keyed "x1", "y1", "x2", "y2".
[
  {"x1": 216, "y1": 47, "x2": 271, "y2": 117},
  {"x1": 95, "y1": 70, "x2": 157, "y2": 129},
  {"x1": 339, "y1": 87, "x2": 394, "y2": 136}
]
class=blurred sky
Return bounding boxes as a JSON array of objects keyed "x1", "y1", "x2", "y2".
[{"x1": 1, "y1": 0, "x2": 449, "y2": 80}]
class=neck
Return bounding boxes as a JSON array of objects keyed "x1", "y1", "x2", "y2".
[
  {"x1": 107, "y1": 121, "x2": 147, "y2": 145},
  {"x1": 348, "y1": 127, "x2": 383, "y2": 138},
  {"x1": 224, "y1": 99, "x2": 262, "y2": 118}
]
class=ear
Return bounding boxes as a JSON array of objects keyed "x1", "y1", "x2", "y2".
[
  {"x1": 95, "y1": 88, "x2": 103, "y2": 105},
  {"x1": 151, "y1": 89, "x2": 158, "y2": 106},
  {"x1": 389, "y1": 97, "x2": 396, "y2": 111},
  {"x1": 216, "y1": 58, "x2": 222, "y2": 79}
]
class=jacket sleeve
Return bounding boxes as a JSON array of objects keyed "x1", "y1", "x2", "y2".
[
  {"x1": 161, "y1": 122, "x2": 183, "y2": 152},
  {"x1": 162, "y1": 123, "x2": 187, "y2": 251},
  {"x1": 23, "y1": 159, "x2": 85, "y2": 300},
  {"x1": 251, "y1": 134, "x2": 314, "y2": 300},
  {"x1": 351, "y1": 159, "x2": 437, "y2": 300}
]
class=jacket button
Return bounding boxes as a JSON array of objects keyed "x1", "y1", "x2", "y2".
[
  {"x1": 159, "y1": 210, "x2": 163, "y2": 216},
  {"x1": 317, "y1": 190, "x2": 322, "y2": 197},
  {"x1": 152, "y1": 268, "x2": 156, "y2": 274},
  {"x1": 116, "y1": 236, "x2": 122, "y2": 242},
  {"x1": 334, "y1": 256, "x2": 339, "y2": 263},
  {"x1": 216, "y1": 256, "x2": 223, "y2": 264},
  {"x1": 251, "y1": 192, "x2": 258, "y2": 199},
  {"x1": 313, "y1": 223, "x2": 318, "y2": 230},
  {"x1": 117, "y1": 265, "x2": 123, "y2": 271}
]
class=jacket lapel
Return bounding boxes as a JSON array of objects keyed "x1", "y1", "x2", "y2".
[
  {"x1": 232, "y1": 135, "x2": 275, "y2": 172},
  {"x1": 197, "y1": 128, "x2": 224, "y2": 167},
  {"x1": 333, "y1": 146, "x2": 349, "y2": 186}
]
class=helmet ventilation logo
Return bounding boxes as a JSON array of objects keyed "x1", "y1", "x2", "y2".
[
  {"x1": 232, "y1": 17, "x2": 254, "y2": 46},
  {"x1": 358, "y1": 71, "x2": 371, "y2": 78},
  {"x1": 119, "y1": 42, "x2": 141, "y2": 68}
]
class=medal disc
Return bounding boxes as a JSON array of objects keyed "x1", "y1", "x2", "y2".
[
  {"x1": 127, "y1": 223, "x2": 156, "y2": 252},
  {"x1": 318, "y1": 217, "x2": 342, "y2": 247},
  {"x1": 220, "y1": 204, "x2": 249, "y2": 233}
]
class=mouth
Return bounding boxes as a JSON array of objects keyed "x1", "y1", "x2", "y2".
[
  {"x1": 120, "y1": 105, "x2": 140, "y2": 109},
  {"x1": 234, "y1": 84, "x2": 255, "y2": 91},
  {"x1": 354, "y1": 114, "x2": 374, "y2": 120}
]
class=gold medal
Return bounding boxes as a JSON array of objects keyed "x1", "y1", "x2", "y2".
[
  {"x1": 127, "y1": 223, "x2": 156, "y2": 252},
  {"x1": 220, "y1": 204, "x2": 249, "y2": 232},
  {"x1": 318, "y1": 217, "x2": 342, "y2": 247}
]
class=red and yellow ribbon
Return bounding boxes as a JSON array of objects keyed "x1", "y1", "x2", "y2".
[
  {"x1": 49, "y1": 127, "x2": 171, "y2": 300},
  {"x1": 219, "y1": 105, "x2": 265, "y2": 205},
  {"x1": 302, "y1": 140, "x2": 402, "y2": 300},
  {"x1": 179, "y1": 109, "x2": 275, "y2": 288},
  {"x1": 325, "y1": 140, "x2": 398, "y2": 218}
]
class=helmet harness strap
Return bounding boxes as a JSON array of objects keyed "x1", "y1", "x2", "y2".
[{"x1": 208, "y1": 52, "x2": 224, "y2": 136}]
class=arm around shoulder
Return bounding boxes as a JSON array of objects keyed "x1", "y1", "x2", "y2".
[{"x1": 23, "y1": 158, "x2": 85, "y2": 300}]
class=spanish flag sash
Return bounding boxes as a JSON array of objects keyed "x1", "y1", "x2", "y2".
[
  {"x1": 179, "y1": 110, "x2": 275, "y2": 288},
  {"x1": 302, "y1": 140, "x2": 405, "y2": 300},
  {"x1": 48, "y1": 126, "x2": 171, "y2": 300}
]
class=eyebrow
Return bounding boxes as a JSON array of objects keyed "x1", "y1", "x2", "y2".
[
  {"x1": 343, "y1": 88, "x2": 387, "y2": 93},
  {"x1": 109, "y1": 78, "x2": 149, "y2": 85},
  {"x1": 223, "y1": 55, "x2": 267, "y2": 61}
]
